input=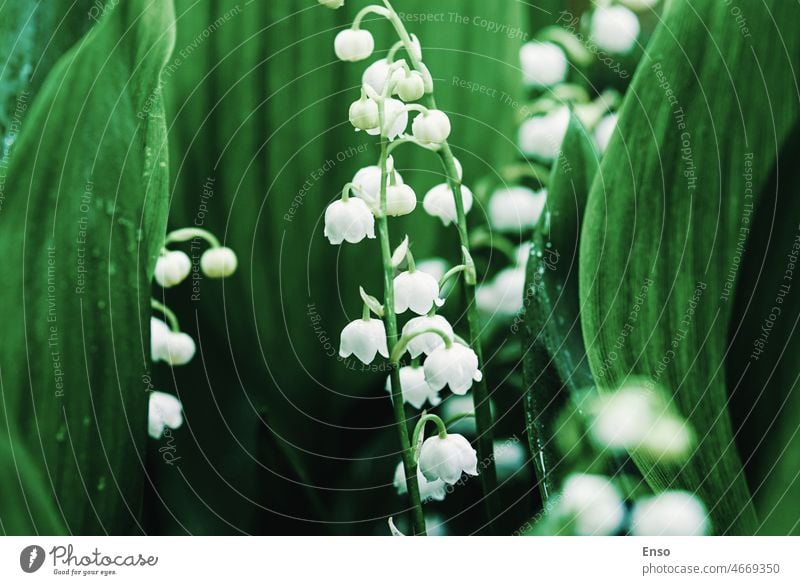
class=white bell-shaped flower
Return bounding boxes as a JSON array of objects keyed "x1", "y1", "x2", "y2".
[
  {"x1": 154, "y1": 250, "x2": 191, "y2": 288},
  {"x1": 339, "y1": 317, "x2": 388, "y2": 364},
  {"x1": 368, "y1": 98, "x2": 408, "y2": 140},
  {"x1": 362, "y1": 59, "x2": 405, "y2": 94},
  {"x1": 396, "y1": 71, "x2": 425, "y2": 102},
  {"x1": 520, "y1": 41, "x2": 568, "y2": 88},
  {"x1": 590, "y1": 6, "x2": 640, "y2": 54},
  {"x1": 150, "y1": 317, "x2": 171, "y2": 362},
  {"x1": 560, "y1": 473, "x2": 625, "y2": 535},
  {"x1": 424, "y1": 343, "x2": 482, "y2": 395},
  {"x1": 324, "y1": 197, "x2": 375, "y2": 244},
  {"x1": 334, "y1": 29, "x2": 374, "y2": 62},
  {"x1": 351, "y1": 160, "x2": 404, "y2": 215},
  {"x1": 422, "y1": 183, "x2": 473, "y2": 226},
  {"x1": 318, "y1": 0, "x2": 344, "y2": 8},
  {"x1": 148, "y1": 391, "x2": 184, "y2": 439},
  {"x1": 419, "y1": 433, "x2": 478, "y2": 484},
  {"x1": 631, "y1": 491, "x2": 710, "y2": 536},
  {"x1": 386, "y1": 365, "x2": 441, "y2": 409},
  {"x1": 488, "y1": 186, "x2": 547, "y2": 232},
  {"x1": 393, "y1": 461, "x2": 446, "y2": 502},
  {"x1": 518, "y1": 107, "x2": 570, "y2": 162},
  {"x1": 349, "y1": 96, "x2": 379, "y2": 131},
  {"x1": 385, "y1": 184, "x2": 416, "y2": 217},
  {"x1": 151, "y1": 318, "x2": 195, "y2": 366},
  {"x1": 394, "y1": 270, "x2": 443, "y2": 315},
  {"x1": 412, "y1": 110, "x2": 451, "y2": 145},
  {"x1": 476, "y1": 266, "x2": 526, "y2": 317},
  {"x1": 401, "y1": 315, "x2": 454, "y2": 358},
  {"x1": 594, "y1": 113, "x2": 618, "y2": 153},
  {"x1": 200, "y1": 246, "x2": 237, "y2": 278}
]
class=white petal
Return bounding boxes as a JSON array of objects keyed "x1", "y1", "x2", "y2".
[{"x1": 422, "y1": 184, "x2": 473, "y2": 225}]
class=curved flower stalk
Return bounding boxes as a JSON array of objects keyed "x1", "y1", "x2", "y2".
[{"x1": 319, "y1": 0, "x2": 506, "y2": 533}]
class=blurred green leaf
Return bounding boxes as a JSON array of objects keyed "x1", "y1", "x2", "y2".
[
  {"x1": 523, "y1": 114, "x2": 599, "y2": 498},
  {"x1": 579, "y1": 0, "x2": 800, "y2": 534},
  {"x1": 0, "y1": 0, "x2": 175, "y2": 533}
]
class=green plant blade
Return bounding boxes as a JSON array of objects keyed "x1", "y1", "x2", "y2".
[
  {"x1": 579, "y1": 0, "x2": 800, "y2": 534},
  {"x1": 0, "y1": 0, "x2": 175, "y2": 533}
]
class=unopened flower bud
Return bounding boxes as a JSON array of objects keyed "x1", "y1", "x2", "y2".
[
  {"x1": 396, "y1": 71, "x2": 425, "y2": 102},
  {"x1": 412, "y1": 109, "x2": 451, "y2": 145},
  {"x1": 349, "y1": 96, "x2": 379, "y2": 131},
  {"x1": 201, "y1": 247, "x2": 237, "y2": 279},
  {"x1": 318, "y1": 0, "x2": 344, "y2": 8},
  {"x1": 334, "y1": 29, "x2": 374, "y2": 62},
  {"x1": 154, "y1": 250, "x2": 191, "y2": 288},
  {"x1": 590, "y1": 6, "x2": 640, "y2": 55}
]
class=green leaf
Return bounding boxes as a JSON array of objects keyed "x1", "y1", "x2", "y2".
[
  {"x1": 523, "y1": 114, "x2": 600, "y2": 498},
  {"x1": 0, "y1": 0, "x2": 175, "y2": 533},
  {"x1": 579, "y1": 0, "x2": 800, "y2": 534}
]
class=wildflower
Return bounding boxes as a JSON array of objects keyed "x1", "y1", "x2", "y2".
[
  {"x1": 386, "y1": 365, "x2": 441, "y2": 409},
  {"x1": 339, "y1": 317, "x2": 389, "y2": 364},
  {"x1": 590, "y1": 6, "x2": 640, "y2": 55},
  {"x1": 200, "y1": 247, "x2": 238, "y2": 278},
  {"x1": 362, "y1": 59, "x2": 405, "y2": 94},
  {"x1": 148, "y1": 391, "x2": 184, "y2": 439},
  {"x1": 368, "y1": 98, "x2": 408, "y2": 140},
  {"x1": 594, "y1": 113, "x2": 618, "y2": 153},
  {"x1": 396, "y1": 71, "x2": 425, "y2": 102},
  {"x1": 560, "y1": 473, "x2": 625, "y2": 535},
  {"x1": 351, "y1": 160, "x2": 404, "y2": 214},
  {"x1": 334, "y1": 29, "x2": 375, "y2": 62},
  {"x1": 394, "y1": 270, "x2": 443, "y2": 315},
  {"x1": 488, "y1": 186, "x2": 547, "y2": 232},
  {"x1": 393, "y1": 461, "x2": 446, "y2": 502},
  {"x1": 476, "y1": 266, "x2": 526, "y2": 317},
  {"x1": 422, "y1": 183, "x2": 474, "y2": 226},
  {"x1": 520, "y1": 41, "x2": 568, "y2": 88},
  {"x1": 349, "y1": 95, "x2": 380, "y2": 131},
  {"x1": 385, "y1": 184, "x2": 417, "y2": 217},
  {"x1": 150, "y1": 318, "x2": 196, "y2": 366},
  {"x1": 518, "y1": 107, "x2": 570, "y2": 162},
  {"x1": 630, "y1": 491, "x2": 710, "y2": 536},
  {"x1": 418, "y1": 433, "x2": 478, "y2": 484},
  {"x1": 424, "y1": 343, "x2": 482, "y2": 395},
  {"x1": 411, "y1": 109, "x2": 451, "y2": 145},
  {"x1": 324, "y1": 197, "x2": 375, "y2": 244},
  {"x1": 154, "y1": 250, "x2": 191, "y2": 288},
  {"x1": 401, "y1": 315, "x2": 454, "y2": 358}
]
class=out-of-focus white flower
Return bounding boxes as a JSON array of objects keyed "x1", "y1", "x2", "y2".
[
  {"x1": 422, "y1": 183, "x2": 474, "y2": 226},
  {"x1": 412, "y1": 110, "x2": 451, "y2": 145},
  {"x1": 587, "y1": 384, "x2": 693, "y2": 461},
  {"x1": 494, "y1": 439, "x2": 529, "y2": 482},
  {"x1": 318, "y1": 0, "x2": 344, "y2": 8},
  {"x1": 385, "y1": 184, "x2": 417, "y2": 217},
  {"x1": 441, "y1": 395, "x2": 477, "y2": 435},
  {"x1": 339, "y1": 318, "x2": 388, "y2": 364},
  {"x1": 351, "y1": 161, "x2": 404, "y2": 214},
  {"x1": 618, "y1": 0, "x2": 660, "y2": 13},
  {"x1": 631, "y1": 491, "x2": 710, "y2": 536},
  {"x1": 424, "y1": 343, "x2": 482, "y2": 395},
  {"x1": 154, "y1": 250, "x2": 191, "y2": 288},
  {"x1": 416, "y1": 257, "x2": 448, "y2": 282},
  {"x1": 397, "y1": 71, "x2": 425, "y2": 102},
  {"x1": 394, "y1": 270, "x2": 443, "y2": 315},
  {"x1": 488, "y1": 186, "x2": 547, "y2": 232},
  {"x1": 476, "y1": 266, "x2": 526, "y2": 317},
  {"x1": 151, "y1": 318, "x2": 196, "y2": 366},
  {"x1": 349, "y1": 96, "x2": 380, "y2": 131},
  {"x1": 515, "y1": 242, "x2": 531, "y2": 267},
  {"x1": 393, "y1": 461, "x2": 446, "y2": 502},
  {"x1": 324, "y1": 197, "x2": 375, "y2": 244},
  {"x1": 590, "y1": 6, "x2": 640, "y2": 55},
  {"x1": 518, "y1": 107, "x2": 570, "y2": 162},
  {"x1": 368, "y1": 97, "x2": 408, "y2": 140},
  {"x1": 424, "y1": 513, "x2": 448, "y2": 536},
  {"x1": 201, "y1": 247, "x2": 238, "y2": 278},
  {"x1": 362, "y1": 59, "x2": 405, "y2": 94},
  {"x1": 401, "y1": 315, "x2": 454, "y2": 358},
  {"x1": 594, "y1": 112, "x2": 618, "y2": 153},
  {"x1": 520, "y1": 41, "x2": 568, "y2": 88},
  {"x1": 560, "y1": 473, "x2": 625, "y2": 535},
  {"x1": 148, "y1": 391, "x2": 184, "y2": 439},
  {"x1": 419, "y1": 433, "x2": 478, "y2": 484},
  {"x1": 334, "y1": 29, "x2": 374, "y2": 62},
  {"x1": 386, "y1": 365, "x2": 441, "y2": 409}
]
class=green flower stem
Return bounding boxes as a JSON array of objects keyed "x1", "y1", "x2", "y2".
[
  {"x1": 165, "y1": 227, "x2": 221, "y2": 248},
  {"x1": 382, "y1": 0, "x2": 500, "y2": 532},
  {"x1": 150, "y1": 299, "x2": 179, "y2": 332},
  {"x1": 438, "y1": 264, "x2": 470, "y2": 290},
  {"x1": 411, "y1": 413, "x2": 449, "y2": 460},
  {"x1": 389, "y1": 327, "x2": 453, "y2": 364},
  {"x1": 377, "y1": 98, "x2": 427, "y2": 537}
]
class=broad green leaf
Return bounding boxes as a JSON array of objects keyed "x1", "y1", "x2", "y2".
[
  {"x1": 523, "y1": 114, "x2": 600, "y2": 498},
  {"x1": 579, "y1": 0, "x2": 800, "y2": 534},
  {"x1": 0, "y1": 0, "x2": 175, "y2": 533}
]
